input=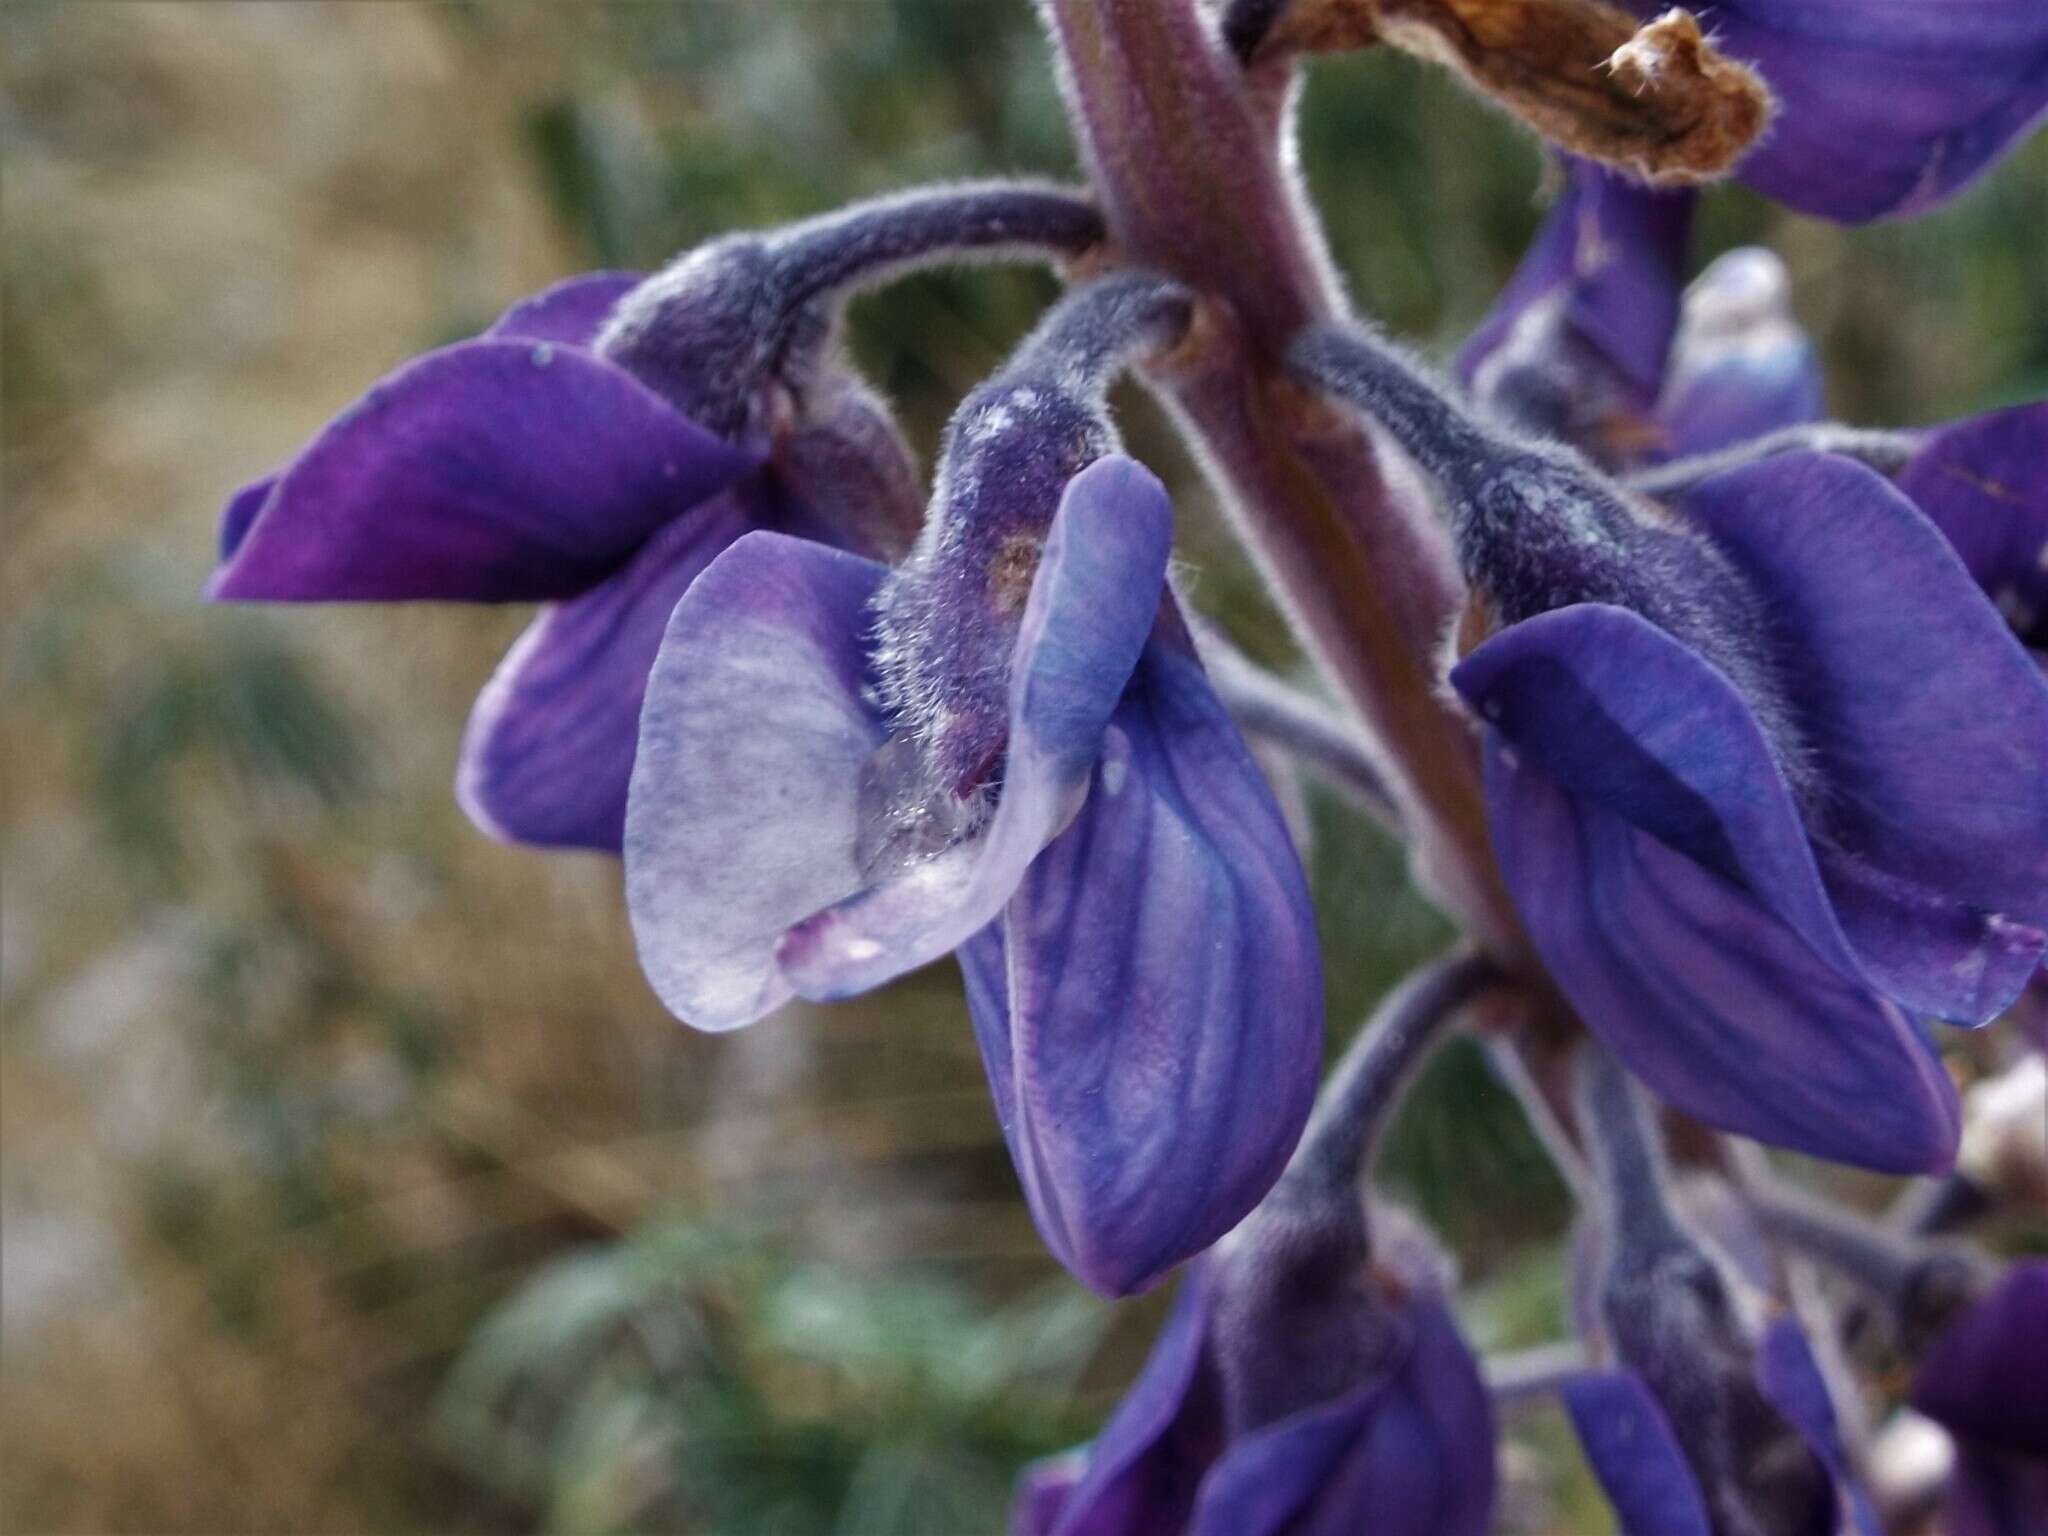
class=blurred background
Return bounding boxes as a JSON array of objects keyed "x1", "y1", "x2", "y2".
[{"x1": 4, "y1": 4, "x2": 2044, "y2": 1532}]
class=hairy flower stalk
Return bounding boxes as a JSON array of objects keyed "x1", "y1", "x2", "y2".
[
  {"x1": 1038, "y1": 0, "x2": 1528, "y2": 969},
  {"x1": 1745, "y1": 1181, "x2": 1993, "y2": 1352},
  {"x1": 596, "y1": 180, "x2": 1106, "y2": 443},
  {"x1": 1286, "y1": 949, "x2": 1505, "y2": 1191},
  {"x1": 1624, "y1": 423, "x2": 1924, "y2": 499}
]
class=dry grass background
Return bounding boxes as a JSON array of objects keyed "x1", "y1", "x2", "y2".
[{"x1": 4, "y1": 5, "x2": 2043, "y2": 1533}]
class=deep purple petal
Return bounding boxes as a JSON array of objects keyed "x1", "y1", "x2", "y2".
[
  {"x1": 1564, "y1": 1371, "x2": 1714, "y2": 1536},
  {"x1": 623, "y1": 532, "x2": 889, "y2": 1031},
  {"x1": 1039, "y1": 1264, "x2": 1228, "y2": 1536},
  {"x1": 1613, "y1": 2, "x2": 2048, "y2": 221},
  {"x1": 210, "y1": 339, "x2": 756, "y2": 603},
  {"x1": 1947, "y1": 1447, "x2": 2048, "y2": 1536},
  {"x1": 1183, "y1": 1387, "x2": 1385, "y2": 1536},
  {"x1": 1483, "y1": 743, "x2": 1961, "y2": 1173},
  {"x1": 1896, "y1": 402, "x2": 2048, "y2": 652},
  {"x1": 1454, "y1": 599, "x2": 2044, "y2": 1024},
  {"x1": 1182, "y1": 1301, "x2": 1492, "y2": 1536},
  {"x1": 218, "y1": 474, "x2": 277, "y2": 562},
  {"x1": 1308, "y1": 1300, "x2": 1495, "y2": 1536},
  {"x1": 1458, "y1": 159, "x2": 1692, "y2": 457},
  {"x1": 1754, "y1": 1318, "x2": 1883, "y2": 1536},
  {"x1": 955, "y1": 633, "x2": 1322, "y2": 1297},
  {"x1": 1654, "y1": 249, "x2": 1823, "y2": 459},
  {"x1": 485, "y1": 271, "x2": 644, "y2": 347},
  {"x1": 776, "y1": 456, "x2": 1173, "y2": 999},
  {"x1": 455, "y1": 489, "x2": 755, "y2": 852},
  {"x1": 1912, "y1": 1263, "x2": 2048, "y2": 1456},
  {"x1": 1682, "y1": 452, "x2": 2048, "y2": 934}
]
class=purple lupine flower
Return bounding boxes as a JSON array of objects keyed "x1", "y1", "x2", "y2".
[
  {"x1": 1296, "y1": 323, "x2": 2048, "y2": 1172},
  {"x1": 1457, "y1": 159, "x2": 1694, "y2": 466},
  {"x1": 210, "y1": 269, "x2": 776, "y2": 850},
  {"x1": 208, "y1": 185, "x2": 1100, "y2": 851},
  {"x1": 1909, "y1": 1262, "x2": 2048, "y2": 1536},
  {"x1": 1648, "y1": 245, "x2": 1825, "y2": 462},
  {"x1": 1608, "y1": 0, "x2": 2048, "y2": 222},
  {"x1": 1472, "y1": 168, "x2": 2048, "y2": 1067},
  {"x1": 1567, "y1": 1048, "x2": 1878, "y2": 1536},
  {"x1": 1015, "y1": 1213, "x2": 1493, "y2": 1536},
  {"x1": 1012, "y1": 953, "x2": 1505, "y2": 1536},
  {"x1": 624, "y1": 275, "x2": 1323, "y2": 1296},
  {"x1": 1461, "y1": 160, "x2": 1821, "y2": 470}
]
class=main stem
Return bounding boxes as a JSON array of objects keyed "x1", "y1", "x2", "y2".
[{"x1": 1038, "y1": 0, "x2": 1528, "y2": 968}]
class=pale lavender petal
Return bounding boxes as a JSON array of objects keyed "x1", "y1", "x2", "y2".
[
  {"x1": 1896, "y1": 402, "x2": 2048, "y2": 651},
  {"x1": 1654, "y1": 249, "x2": 1822, "y2": 459},
  {"x1": 1036, "y1": 1263, "x2": 1227, "y2": 1536},
  {"x1": 776, "y1": 456, "x2": 1173, "y2": 999},
  {"x1": 623, "y1": 532, "x2": 889, "y2": 1031},
  {"x1": 1484, "y1": 743, "x2": 1962, "y2": 1173},
  {"x1": 1755, "y1": 1318, "x2": 1882, "y2": 1536},
  {"x1": 1682, "y1": 452, "x2": 2048, "y2": 933},
  {"x1": 956, "y1": 633, "x2": 1321, "y2": 1297},
  {"x1": 210, "y1": 339, "x2": 756, "y2": 603},
  {"x1": 1011, "y1": 1453, "x2": 1086, "y2": 1536},
  {"x1": 1612, "y1": 1, "x2": 2048, "y2": 221},
  {"x1": 455, "y1": 489, "x2": 755, "y2": 852},
  {"x1": 1564, "y1": 1371, "x2": 1714, "y2": 1536},
  {"x1": 1912, "y1": 1263, "x2": 2048, "y2": 1455},
  {"x1": 485, "y1": 271, "x2": 644, "y2": 347},
  {"x1": 1454, "y1": 599, "x2": 2044, "y2": 1025}
]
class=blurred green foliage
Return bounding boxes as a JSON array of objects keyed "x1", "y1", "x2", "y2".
[{"x1": 438, "y1": 1221, "x2": 1105, "y2": 1536}]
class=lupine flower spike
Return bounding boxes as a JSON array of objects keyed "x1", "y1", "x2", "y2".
[
  {"x1": 210, "y1": 183, "x2": 1102, "y2": 849},
  {"x1": 1015, "y1": 954, "x2": 1503, "y2": 1535},
  {"x1": 626, "y1": 272, "x2": 1324, "y2": 1296},
  {"x1": 1291, "y1": 321, "x2": 2048, "y2": 1172}
]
